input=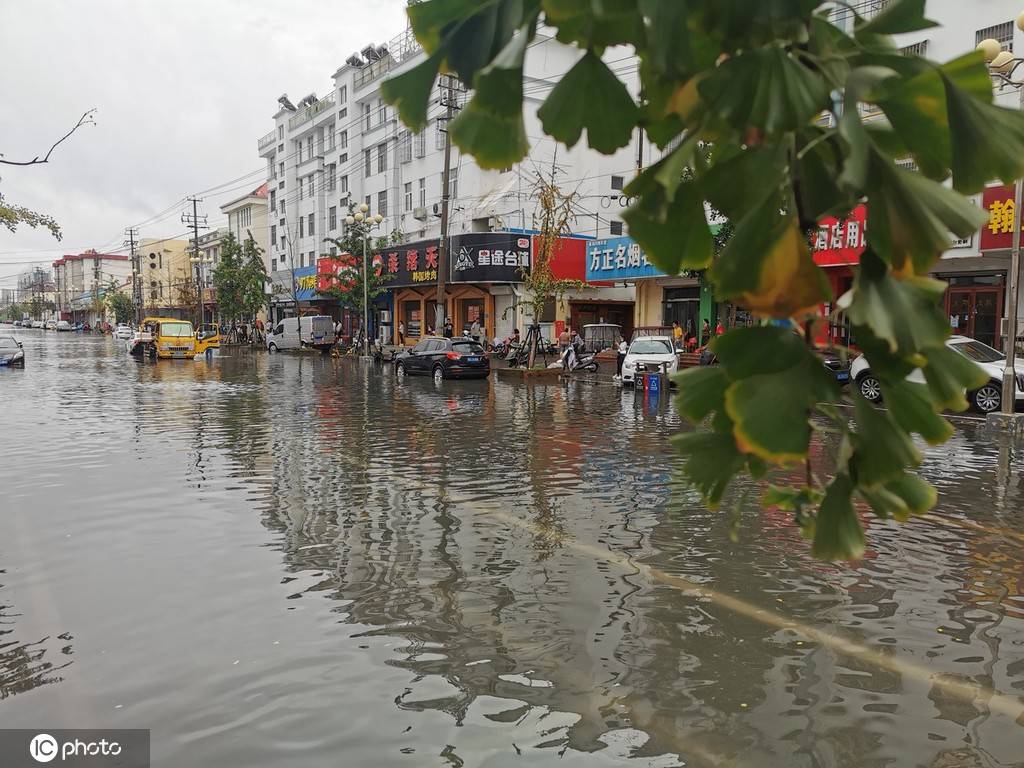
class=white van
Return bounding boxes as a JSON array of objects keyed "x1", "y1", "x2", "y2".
[{"x1": 267, "y1": 315, "x2": 335, "y2": 353}]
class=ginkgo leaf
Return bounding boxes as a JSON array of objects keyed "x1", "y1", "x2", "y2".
[
  {"x1": 672, "y1": 431, "x2": 746, "y2": 508},
  {"x1": 812, "y1": 474, "x2": 866, "y2": 560},
  {"x1": 850, "y1": 392, "x2": 922, "y2": 487},
  {"x1": 881, "y1": 379, "x2": 954, "y2": 445}
]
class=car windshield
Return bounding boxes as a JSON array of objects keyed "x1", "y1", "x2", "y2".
[
  {"x1": 0, "y1": 338, "x2": 17, "y2": 350},
  {"x1": 452, "y1": 341, "x2": 484, "y2": 354},
  {"x1": 629, "y1": 339, "x2": 673, "y2": 355},
  {"x1": 160, "y1": 322, "x2": 193, "y2": 337},
  {"x1": 951, "y1": 340, "x2": 1003, "y2": 363}
]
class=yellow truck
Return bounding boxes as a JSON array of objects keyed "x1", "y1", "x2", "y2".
[{"x1": 129, "y1": 317, "x2": 220, "y2": 359}]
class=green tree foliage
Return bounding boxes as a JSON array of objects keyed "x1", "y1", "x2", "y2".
[
  {"x1": 1, "y1": 302, "x2": 25, "y2": 321},
  {"x1": 0, "y1": 190, "x2": 61, "y2": 240},
  {"x1": 318, "y1": 204, "x2": 404, "y2": 316},
  {"x1": 212, "y1": 233, "x2": 267, "y2": 325},
  {"x1": 383, "y1": 0, "x2": 1024, "y2": 559},
  {"x1": 104, "y1": 281, "x2": 135, "y2": 325}
]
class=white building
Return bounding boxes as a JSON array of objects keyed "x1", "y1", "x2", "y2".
[
  {"x1": 52, "y1": 251, "x2": 131, "y2": 323},
  {"x1": 257, "y1": 25, "x2": 648, "y2": 343}
]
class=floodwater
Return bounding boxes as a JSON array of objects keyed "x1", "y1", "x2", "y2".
[{"x1": 2, "y1": 329, "x2": 1023, "y2": 768}]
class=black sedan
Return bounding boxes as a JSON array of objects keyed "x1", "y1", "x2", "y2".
[
  {"x1": 394, "y1": 337, "x2": 490, "y2": 383},
  {"x1": 0, "y1": 336, "x2": 25, "y2": 367}
]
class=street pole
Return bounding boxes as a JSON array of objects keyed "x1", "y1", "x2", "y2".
[
  {"x1": 1004, "y1": 132, "x2": 1021, "y2": 414},
  {"x1": 124, "y1": 227, "x2": 139, "y2": 325},
  {"x1": 435, "y1": 76, "x2": 456, "y2": 334},
  {"x1": 182, "y1": 197, "x2": 208, "y2": 327},
  {"x1": 363, "y1": 232, "x2": 370, "y2": 357}
]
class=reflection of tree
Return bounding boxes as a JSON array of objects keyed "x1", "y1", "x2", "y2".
[{"x1": 0, "y1": 577, "x2": 72, "y2": 700}]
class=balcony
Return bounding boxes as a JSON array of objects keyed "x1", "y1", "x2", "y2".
[
  {"x1": 288, "y1": 93, "x2": 336, "y2": 131},
  {"x1": 258, "y1": 129, "x2": 277, "y2": 151},
  {"x1": 354, "y1": 26, "x2": 423, "y2": 91}
]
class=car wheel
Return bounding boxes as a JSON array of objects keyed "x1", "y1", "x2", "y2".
[
  {"x1": 395, "y1": 361, "x2": 406, "y2": 378},
  {"x1": 857, "y1": 373, "x2": 883, "y2": 403},
  {"x1": 972, "y1": 383, "x2": 1001, "y2": 414},
  {"x1": 433, "y1": 365, "x2": 444, "y2": 384},
  {"x1": 268, "y1": 342, "x2": 278, "y2": 352}
]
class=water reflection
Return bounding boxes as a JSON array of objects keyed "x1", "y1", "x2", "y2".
[{"x1": 1, "y1": 330, "x2": 1022, "y2": 767}]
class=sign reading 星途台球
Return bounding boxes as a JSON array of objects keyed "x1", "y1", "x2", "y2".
[{"x1": 585, "y1": 237, "x2": 663, "y2": 281}]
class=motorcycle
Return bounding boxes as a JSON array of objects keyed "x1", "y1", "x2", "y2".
[{"x1": 557, "y1": 343, "x2": 599, "y2": 373}]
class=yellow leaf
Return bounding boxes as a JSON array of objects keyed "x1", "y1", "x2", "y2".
[
  {"x1": 737, "y1": 218, "x2": 829, "y2": 318},
  {"x1": 668, "y1": 76, "x2": 704, "y2": 120}
]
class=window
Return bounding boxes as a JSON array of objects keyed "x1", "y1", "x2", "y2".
[
  {"x1": 329, "y1": 245, "x2": 337, "y2": 256},
  {"x1": 272, "y1": 258, "x2": 277, "y2": 271},
  {"x1": 270, "y1": 190, "x2": 276, "y2": 212},
  {"x1": 610, "y1": 220, "x2": 624, "y2": 235},
  {"x1": 340, "y1": 175, "x2": 348, "y2": 194},
  {"x1": 415, "y1": 131, "x2": 426, "y2": 158},
  {"x1": 237, "y1": 206, "x2": 251, "y2": 228},
  {"x1": 435, "y1": 119, "x2": 446, "y2": 150},
  {"x1": 309, "y1": 251, "x2": 316, "y2": 266},
  {"x1": 329, "y1": 207, "x2": 337, "y2": 230},
  {"x1": 901, "y1": 40, "x2": 929, "y2": 56},
  {"x1": 404, "y1": 182, "x2": 413, "y2": 212},
  {"x1": 338, "y1": 107, "x2": 347, "y2": 119},
  {"x1": 377, "y1": 98, "x2": 386, "y2": 125},
  {"x1": 977, "y1": 22, "x2": 1014, "y2": 51},
  {"x1": 365, "y1": 195, "x2": 371, "y2": 208},
  {"x1": 895, "y1": 157, "x2": 918, "y2": 172},
  {"x1": 280, "y1": 198, "x2": 285, "y2": 214},
  {"x1": 339, "y1": 129, "x2": 347, "y2": 149},
  {"x1": 297, "y1": 142, "x2": 304, "y2": 163},
  {"x1": 279, "y1": 162, "x2": 284, "y2": 178},
  {"x1": 326, "y1": 163, "x2": 336, "y2": 191},
  {"x1": 298, "y1": 178, "x2": 304, "y2": 200},
  {"x1": 306, "y1": 136, "x2": 313, "y2": 159},
  {"x1": 377, "y1": 142, "x2": 388, "y2": 173},
  {"x1": 280, "y1": 233, "x2": 286, "y2": 250},
  {"x1": 378, "y1": 190, "x2": 388, "y2": 218},
  {"x1": 327, "y1": 128, "x2": 335, "y2": 151},
  {"x1": 277, "y1": 125, "x2": 284, "y2": 140},
  {"x1": 299, "y1": 217, "x2": 305, "y2": 238},
  {"x1": 339, "y1": 85, "x2": 347, "y2": 103},
  {"x1": 271, "y1": 225, "x2": 277, "y2": 246},
  {"x1": 364, "y1": 148, "x2": 372, "y2": 177},
  {"x1": 611, "y1": 175, "x2": 624, "y2": 191},
  {"x1": 443, "y1": 167, "x2": 458, "y2": 201},
  {"x1": 399, "y1": 131, "x2": 412, "y2": 163},
  {"x1": 364, "y1": 103, "x2": 371, "y2": 131},
  {"x1": 418, "y1": 177, "x2": 426, "y2": 208},
  {"x1": 306, "y1": 213, "x2": 314, "y2": 237}
]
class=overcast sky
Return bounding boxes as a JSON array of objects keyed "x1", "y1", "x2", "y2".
[{"x1": 0, "y1": 0, "x2": 409, "y2": 287}]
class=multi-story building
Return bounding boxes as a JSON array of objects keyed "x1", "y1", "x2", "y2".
[
  {"x1": 135, "y1": 238, "x2": 192, "y2": 320},
  {"x1": 257, "y1": 25, "x2": 648, "y2": 343},
  {"x1": 50, "y1": 252, "x2": 131, "y2": 323}
]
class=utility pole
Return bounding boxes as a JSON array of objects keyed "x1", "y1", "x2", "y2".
[
  {"x1": 124, "y1": 227, "x2": 139, "y2": 324},
  {"x1": 182, "y1": 197, "x2": 208, "y2": 327},
  {"x1": 434, "y1": 75, "x2": 462, "y2": 333}
]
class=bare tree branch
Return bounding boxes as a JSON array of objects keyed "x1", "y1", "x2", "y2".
[{"x1": 0, "y1": 109, "x2": 97, "y2": 167}]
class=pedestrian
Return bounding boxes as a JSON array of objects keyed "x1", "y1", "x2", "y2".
[
  {"x1": 672, "y1": 321, "x2": 683, "y2": 350},
  {"x1": 616, "y1": 336, "x2": 628, "y2": 378},
  {"x1": 701, "y1": 319, "x2": 711, "y2": 347},
  {"x1": 470, "y1": 317, "x2": 481, "y2": 343},
  {"x1": 443, "y1": 319, "x2": 453, "y2": 338},
  {"x1": 715, "y1": 318, "x2": 724, "y2": 336},
  {"x1": 398, "y1": 321, "x2": 405, "y2": 346},
  {"x1": 558, "y1": 326, "x2": 570, "y2": 355}
]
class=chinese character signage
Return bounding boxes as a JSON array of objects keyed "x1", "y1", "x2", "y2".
[
  {"x1": 980, "y1": 184, "x2": 1016, "y2": 251},
  {"x1": 315, "y1": 254, "x2": 384, "y2": 294},
  {"x1": 585, "y1": 236, "x2": 663, "y2": 281},
  {"x1": 381, "y1": 232, "x2": 532, "y2": 288},
  {"x1": 811, "y1": 204, "x2": 867, "y2": 267}
]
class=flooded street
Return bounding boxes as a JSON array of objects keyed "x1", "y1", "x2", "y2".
[{"x1": 2, "y1": 329, "x2": 1023, "y2": 767}]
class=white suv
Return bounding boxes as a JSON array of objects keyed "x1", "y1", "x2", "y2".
[
  {"x1": 850, "y1": 335, "x2": 1024, "y2": 413},
  {"x1": 621, "y1": 336, "x2": 678, "y2": 385}
]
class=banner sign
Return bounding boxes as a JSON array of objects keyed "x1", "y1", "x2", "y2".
[
  {"x1": 811, "y1": 204, "x2": 867, "y2": 267},
  {"x1": 585, "y1": 236, "x2": 663, "y2": 281},
  {"x1": 980, "y1": 184, "x2": 1016, "y2": 251},
  {"x1": 449, "y1": 232, "x2": 531, "y2": 283}
]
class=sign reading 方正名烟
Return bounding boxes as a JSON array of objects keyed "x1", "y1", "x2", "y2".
[{"x1": 584, "y1": 237, "x2": 663, "y2": 281}]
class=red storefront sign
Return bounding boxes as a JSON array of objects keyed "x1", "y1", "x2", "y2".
[
  {"x1": 979, "y1": 183, "x2": 1016, "y2": 251},
  {"x1": 811, "y1": 204, "x2": 867, "y2": 267},
  {"x1": 316, "y1": 253, "x2": 383, "y2": 293}
]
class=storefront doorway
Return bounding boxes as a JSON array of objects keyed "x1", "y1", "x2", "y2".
[
  {"x1": 662, "y1": 287, "x2": 700, "y2": 336},
  {"x1": 944, "y1": 275, "x2": 1004, "y2": 350},
  {"x1": 569, "y1": 301, "x2": 634, "y2": 340}
]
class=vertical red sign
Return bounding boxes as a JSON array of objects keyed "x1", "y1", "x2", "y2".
[
  {"x1": 810, "y1": 204, "x2": 867, "y2": 267},
  {"x1": 979, "y1": 184, "x2": 1016, "y2": 251}
]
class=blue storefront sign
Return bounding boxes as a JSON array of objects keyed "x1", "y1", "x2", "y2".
[{"x1": 585, "y1": 236, "x2": 664, "y2": 282}]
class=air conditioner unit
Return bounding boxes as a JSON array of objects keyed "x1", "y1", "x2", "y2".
[
  {"x1": 413, "y1": 206, "x2": 428, "y2": 221},
  {"x1": 431, "y1": 203, "x2": 442, "y2": 217}
]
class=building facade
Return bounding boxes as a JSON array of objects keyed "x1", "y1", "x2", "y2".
[
  {"x1": 51, "y1": 251, "x2": 131, "y2": 323},
  {"x1": 135, "y1": 238, "x2": 193, "y2": 320}
]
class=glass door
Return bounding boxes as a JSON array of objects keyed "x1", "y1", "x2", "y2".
[{"x1": 973, "y1": 289, "x2": 1000, "y2": 349}]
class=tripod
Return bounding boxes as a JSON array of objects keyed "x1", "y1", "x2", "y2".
[{"x1": 511, "y1": 324, "x2": 550, "y2": 368}]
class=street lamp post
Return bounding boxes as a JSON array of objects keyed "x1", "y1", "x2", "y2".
[
  {"x1": 345, "y1": 203, "x2": 384, "y2": 358},
  {"x1": 978, "y1": 17, "x2": 1024, "y2": 417}
]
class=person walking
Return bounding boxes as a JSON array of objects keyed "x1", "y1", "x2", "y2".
[
  {"x1": 470, "y1": 317, "x2": 481, "y2": 343},
  {"x1": 558, "y1": 326, "x2": 571, "y2": 355},
  {"x1": 616, "y1": 336, "x2": 628, "y2": 379},
  {"x1": 672, "y1": 321, "x2": 683, "y2": 350},
  {"x1": 701, "y1": 319, "x2": 711, "y2": 347},
  {"x1": 398, "y1": 321, "x2": 405, "y2": 346},
  {"x1": 443, "y1": 319, "x2": 453, "y2": 338}
]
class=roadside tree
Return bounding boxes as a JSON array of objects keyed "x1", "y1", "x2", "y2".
[{"x1": 104, "y1": 281, "x2": 134, "y2": 325}]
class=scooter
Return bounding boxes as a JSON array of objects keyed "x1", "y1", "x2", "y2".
[{"x1": 558, "y1": 344, "x2": 599, "y2": 373}]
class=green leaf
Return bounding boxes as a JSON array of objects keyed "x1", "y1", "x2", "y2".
[
  {"x1": 543, "y1": 0, "x2": 645, "y2": 48},
  {"x1": 920, "y1": 343, "x2": 990, "y2": 412},
  {"x1": 537, "y1": 50, "x2": 639, "y2": 153},
  {"x1": 839, "y1": 66, "x2": 898, "y2": 190},
  {"x1": 763, "y1": 484, "x2": 822, "y2": 511},
  {"x1": 856, "y1": 0, "x2": 938, "y2": 35},
  {"x1": 859, "y1": 472, "x2": 936, "y2": 522},
  {"x1": 882, "y1": 380, "x2": 954, "y2": 445},
  {"x1": 812, "y1": 474, "x2": 866, "y2": 560},
  {"x1": 700, "y1": 147, "x2": 787, "y2": 221},
  {"x1": 674, "y1": 365, "x2": 728, "y2": 423},
  {"x1": 624, "y1": 181, "x2": 712, "y2": 274},
  {"x1": 381, "y1": 52, "x2": 443, "y2": 131},
  {"x1": 407, "y1": 0, "x2": 490, "y2": 53},
  {"x1": 865, "y1": 148, "x2": 987, "y2": 274},
  {"x1": 672, "y1": 431, "x2": 746, "y2": 508},
  {"x1": 874, "y1": 65, "x2": 950, "y2": 180},
  {"x1": 698, "y1": 45, "x2": 829, "y2": 135},
  {"x1": 723, "y1": 351, "x2": 836, "y2": 464},
  {"x1": 943, "y1": 62, "x2": 1024, "y2": 193},
  {"x1": 712, "y1": 325, "x2": 805, "y2": 378},
  {"x1": 850, "y1": 391, "x2": 921, "y2": 487},
  {"x1": 840, "y1": 251, "x2": 950, "y2": 354}
]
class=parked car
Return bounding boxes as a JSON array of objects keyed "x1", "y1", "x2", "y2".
[
  {"x1": 44, "y1": 320, "x2": 56, "y2": 330},
  {"x1": 55, "y1": 320, "x2": 72, "y2": 332},
  {"x1": 114, "y1": 323, "x2": 133, "y2": 340},
  {"x1": 851, "y1": 335, "x2": 1024, "y2": 414},
  {"x1": 13, "y1": 320, "x2": 22, "y2": 328},
  {"x1": 31, "y1": 320, "x2": 44, "y2": 329},
  {"x1": 621, "y1": 336, "x2": 678, "y2": 385},
  {"x1": 266, "y1": 315, "x2": 335, "y2": 353},
  {"x1": 394, "y1": 337, "x2": 490, "y2": 383},
  {"x1": 0, "y1": 336, "x2": 25, "y2": 367}
]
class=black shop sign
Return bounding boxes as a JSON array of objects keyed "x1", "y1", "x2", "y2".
[{"x1": 382, "y1": 232, "x2": 532, "y2": 288}]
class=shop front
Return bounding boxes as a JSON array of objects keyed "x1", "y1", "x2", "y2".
[
  {"x1": 384, "y1": 232, "x2": 532, "y2": 345},
  {"x1": 810, "y1": 205, "x2": 866, "y2": 347},
  {"x1": 269, "y1": 266, "x2": 335, "y2": 325}
]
